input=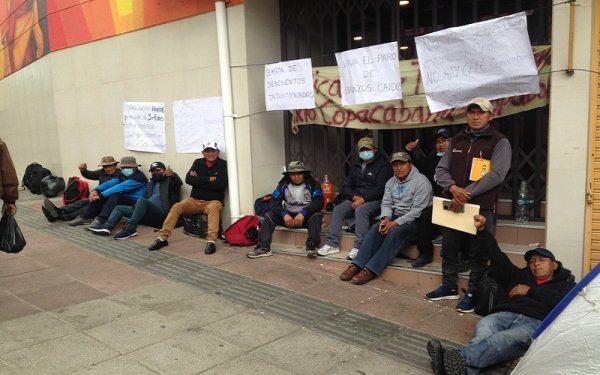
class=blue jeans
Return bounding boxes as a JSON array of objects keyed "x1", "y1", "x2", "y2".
[
  {"x1": 461, "y1": 311, "x2": 539, "y2": 374},
  {"x1": 325, "y1": 199, "x2": 381, "y2": 249},
  {"x1": 352, "y1": 221, "x2": 418, "y2": 275},
  {"x1": 107, "y1": 198, "x2": 167, "y2": 230}
]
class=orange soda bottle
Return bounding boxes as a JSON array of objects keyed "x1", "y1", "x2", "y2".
[{"x1": 321, "y1": 174, "x2": 333, "y2": 209}]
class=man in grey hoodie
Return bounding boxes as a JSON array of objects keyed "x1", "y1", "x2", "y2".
[{"x1": 339, "y1": 151, "x2": 433, "y2": 285}]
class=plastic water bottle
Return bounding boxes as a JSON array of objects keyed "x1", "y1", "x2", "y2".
[
  {"x1": 515, "y1": 181, "x2": 530, "y2": 224},
  {"x1": 321, "y1": 174, "x2": 333, "y2": 209}
]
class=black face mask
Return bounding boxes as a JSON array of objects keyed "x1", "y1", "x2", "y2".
[{"x1": 152, "y1": 173, "x2": 167, "y2": 181}]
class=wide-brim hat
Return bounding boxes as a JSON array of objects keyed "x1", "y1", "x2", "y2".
[
  {"x1": 283, "y1": 161, "x2": 311, "y2": 174},
  {"x1": 120, "y1": 156, "x2": 141, "y2": 168},
  {"x1": 98, "y1": 156, "x2": 118, "y2": 167}
]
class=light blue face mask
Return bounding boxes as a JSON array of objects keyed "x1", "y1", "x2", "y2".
[
  {"x1": 122, "y1": 168, "x2": 134, "y2": 177},
  {"x1": 436, "y1": 151, "x2": 445, "y2": 157},
  {"x1": 359, "y1": 150, "x2": 375, "y2": 161}
]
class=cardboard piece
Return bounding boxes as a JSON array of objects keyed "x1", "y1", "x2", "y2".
[{"x1": 432, "y1": 197, "x2": 480, "y2": 235}]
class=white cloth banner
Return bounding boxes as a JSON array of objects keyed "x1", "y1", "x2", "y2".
[
  {"x1": 173, "y1": 97, "x2": 225, "y2": 153},
  {"x1": 265, "y1": 58, "x2": 315, "y2": 111},
  {"x1": 335, "y1": 41, "x2": 402, "y2": 106},
  {"x1": 415, "y1": 12, "x2": 540, "y2": 113},
  {"x1": 123, "y1": 102, "x2": 166, "y2": 153}
]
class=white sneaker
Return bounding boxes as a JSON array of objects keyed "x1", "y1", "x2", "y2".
[
  {"x1": 347, "y1": 248, "x2": 359, "y2": 260},
  {"x1": 317, "y1": 244, "x2": 340, "y2": 256}
]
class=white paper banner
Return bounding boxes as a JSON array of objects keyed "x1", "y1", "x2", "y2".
[
  {"x1": 173, "y1": 97, "x2": 225, "y2": 153},
  {"x1": 415, "y1": 12, "x2": 540, "y2": 113},
  {"x1": 335, "y1": 41, "x2": 402, "y2": 106},
  {"x1": 265, "y1": 58, "x2": 315, "y2": 111},
  {"x1": 123, "y1": 102, "x2": 166, "y2": 153}
]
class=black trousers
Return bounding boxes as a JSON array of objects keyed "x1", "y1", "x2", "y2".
[
  {"x1": 81, "y1": 193, "x2": 136, "y2": 220},
  {"x1": 59, "y1": 199, "x2": 89, "y2": 221},
  {"x1": 415, "y1": 205, "x2": 440, "y2": 257},
  {"x1": 257, "y1": 211, "x2": 323, "y2": 249}
]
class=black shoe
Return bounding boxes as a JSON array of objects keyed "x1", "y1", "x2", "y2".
[
  {"x1": 43, "y1": 198, "x2": 61, "y2": 220},
  {"x1": 443, "y1": 348, "x2": 466, "y2": 375},
  {"x1": 427, "y1": 339, "x2": 445, "y2": 375},
  {"x1": 41, "y1": 207, "x2": 56, "y2": 222},
  {"x1": 148, "y1": 238, "x2": 168, "y2": 251},
  {"x1": 205, "y1": 241, "x2": 216, "y2": 254},
  {"x1": 412, "y1": 253, "x2": 433, "y2": 268},
  {"x1": 306, "y1": 242, "x2": 318, "y2": 258}
]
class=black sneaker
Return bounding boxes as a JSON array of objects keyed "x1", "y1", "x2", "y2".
[
  {"x1": 114, "y1": 226, "x2": 138, "y2": 240},
  {"x1": 88, "y1": 218, "x2": 106, "y2": 230},
  {"x1": 247, "y1": 247, "x2": 272, "y2": 259},
  {"x1": 68, "y1": 216, "x2": 92, "y2": 226},
  {"x1": 443, "y1": 348, "x2": 466, "y2": 375},
  {"x1": 306, "y1": 242, "x2": 318, "y2": 258},
  {"x1": 41, "y1": 207, "x2": 56, "y2": 222},
  {"x1": 427, "y1": 339, "x2": 445, "y2": 375},
  {"x1": 412, "y1": 253, "x2": 433, "y2": 268},
  {"x1": 205, "y1": 241, "x2": 216, "y2": 255},
  {"x1": 148, "y1": 238, "x2": 168, "y2": 251},
  {"x1": 43, "y1": 198, "x2": 61, "y2": 220},
  {"x1": 89, "y1": 224, "x2": 113, "y2": 236}
]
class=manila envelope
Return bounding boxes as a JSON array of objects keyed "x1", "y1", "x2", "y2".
[{"x1": 432, "y1": 197, "x2": 480, "y2": 235}]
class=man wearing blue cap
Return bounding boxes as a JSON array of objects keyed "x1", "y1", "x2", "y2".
[{"x1": 427, "y1": 215, "x2": 576, "y2": 375}]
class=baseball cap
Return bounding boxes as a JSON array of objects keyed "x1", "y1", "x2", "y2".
[
  {"x1": 98, "y1": 156, "x2": 118, "y2": 167},
  {"x1": 357, "y1": 137, "x2": 375, "y2": 150},
  {"x1": 149, "y1": 161, "x2": 166, "y2": 172},
  {"x1": 466, "y1": 97, "x2": 494, "y2": 113},
  {"x1": 435, "y1": 128, "x2": 452, "y2": 139},
  {"x1": 524, "y1": 248, "x2": 556, "y2": 262},
  {"x1": 390, "y1": 151, "x2": 411, "y2": 163},
  {"x1": 202, "y1": 141, "x2": 219, "y2": 151}
]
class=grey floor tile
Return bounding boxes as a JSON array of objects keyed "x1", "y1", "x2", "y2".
[
  {"x1": 0, "y1": 312, "x2": 76, "y2": 354},
  {"x1": 85, "y1": 310, "x2": 186, "y2": 354},
  {"x1": 200, "y1": 354, "x2": 296, "y2": 375},
  {"x1": 71, "y1": 355, "x2": 160, "y2": 375},
  {"x1": 325, "y1": 349, "x2": 430, "y2": 375},
  {"x1": 0, "y1": 332, "x2": 119, "y2": 375},
  {"x1": 129, "y1": 331, "x2": 243, "y2": 375},
  {"x1": 202, "y1": 309, "x2": 300, "y2": 350},
  {"x1": 116, "y1": 280, "x2": 203, "y2": 309},
  {"x1": 51, "y1": 295, "x2": 149, "y2": 330}
]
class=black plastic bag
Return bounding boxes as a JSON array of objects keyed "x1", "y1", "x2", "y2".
[
  {"x1": 40, "y1": 175, "x2": 66, "y2": 198},
  {"x1": 0, "y1": 212, "x2": 26, "y2": 253}
]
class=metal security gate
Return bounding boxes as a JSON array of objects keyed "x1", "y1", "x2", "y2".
[{"x1": 279, "y1": 0, "x2": 551, "y2": 220}]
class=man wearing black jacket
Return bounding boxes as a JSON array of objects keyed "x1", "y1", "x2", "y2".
[
  {"x1": 247, "y1": 161, "x2": 323, "y2": 259},
  {"x1": 148, "y1": 141, "x2": 228, "y2": 254},
  {"x1": 427, "y1": 215, "x2": 576, "y2": 375}
]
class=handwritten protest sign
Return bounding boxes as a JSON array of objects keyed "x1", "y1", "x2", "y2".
[
  {"x1": 123, "y1": 102, "x2": 166, "y2": 153},
  {"x1": 265, "y1": 58, "x2": 315, "y2": 111},
  {"x1": 173, "y1": 97, "x2": 225, "y2": 153},
  {"x1": 415, "y1": 12, "x2": 540, "y2": 113},
  {"x1": 335, "y1": 41, "x2": 402, "y2": 106}
]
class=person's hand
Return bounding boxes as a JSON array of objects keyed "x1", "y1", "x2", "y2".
[
  {"x1": 189, "y1": 170, "x2": 198, "y2": 177},
  {"x1": 509, "y1": 284, "x2": 530, "y2": 298},
  {"x1": 78, "y1": 163, "x2": 87, "y2": 170},
  {"x1": 449, "y1": 185, "x2": 470, "y2": 205},
  {"x1": 292, "y1": 213, "x2": 304, "y2": 227},
  {"x1": 351, "y1": 196, "x2": 365, "y2": 209},
  {"x1": 283, "y1": 214, "x2": 294, "y2": 227},
  {"x1": 209, "y1": 176, "x2": 216, "y2": 182},
  {"x1": 378, "y1": 217, "x2": 398, "y2": 235},
  {"x1": 165, "y1": 166, "x2": 174, "y2": 176},
  {"x1": 405, "y1": 139, "x2": 420, "y2": 152},
  {"x1": 89, "y1": 190, "x2": 101, "y2": 201},
  {"x1": 2, "y1": 203, "x2": 16, "y2": 215},
  {"x1": 474, "y1": 215, "x2": 487, "y2": 231}
]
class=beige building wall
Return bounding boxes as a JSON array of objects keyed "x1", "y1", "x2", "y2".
[
  {"x1": 547, "y1": 0, "x2": 594, "y2": 279},
  {"x1": 0, "y1": 1, "x2": 283, "y2": 226}
]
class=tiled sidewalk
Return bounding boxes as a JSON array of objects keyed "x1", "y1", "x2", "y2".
[{"x1": 0, "y1": 194, "x2": 493, "y2": 374}]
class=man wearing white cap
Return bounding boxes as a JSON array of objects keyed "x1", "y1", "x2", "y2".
[
  {"x1": 149, "y1": 141, "x2": 228, "y2": 255},
  {"x1": 426, "y1": 98, "x2": 512, "y2": 314}
]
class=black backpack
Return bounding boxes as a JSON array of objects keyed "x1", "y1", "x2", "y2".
[
  {"x1": 22, "y1": 162, "x2": 52, "y2": 194},
  {"x1": 475, "y1": 270, "x2": 508, "y2": 316}
]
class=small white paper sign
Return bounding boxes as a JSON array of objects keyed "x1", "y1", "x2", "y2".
[
  {"x1": 415, "y1": 12, "x2": 540, "y2": 113},
  {"x1": 123, "y1": 102, "x2": 166, "y2": 153},
  {"x1": 335, "y1": 41, "x2": 402, "y2": 106},
  {"x1": 173, "y1": 97, "x2": 226, "y2": 153},
  {"x1": 265, "y1": 58, "x2": 315, "y2": 111}
]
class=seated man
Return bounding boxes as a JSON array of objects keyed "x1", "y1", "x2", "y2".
[
  {"x1": 68, "y1": 156, "x2": 147, "y2": 227},
  {"x1": 90, "y1": 161, "x2": 182, "y2": 239},
  {"x1": 42, "y1": 156, "x2": 120, "y2": 222},
  {"x1": 427, "y1": 215, "x2": 576, "y2": 375},
  {"x1": 247, "y1": 161, "x2": 323, "y2": 259},
  {"x1": 148, "y1": 141, "x2": 228, "y2": 255},
  {"x1": 317, "y1": 137, "x2": 392, "y2": 259},
  {"x1": 339, "y1": 151, "x2": 432, "y2": 285}
]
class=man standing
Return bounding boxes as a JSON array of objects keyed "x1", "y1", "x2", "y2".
[
  {"x1": 338, "y1": 151, "x2": 432, "y2": 285},
  {"x1": 0, "y1": 138, "x2": 18, "y2": 215},
  {"x1": 148, "y1": 141, "x2": 228, "y2": 255},
  {"x1": 317, "y1": 137, "x2": 392, "y2": 259},
  {"x1": 90, "y1": 161, "x2": 182, "y2": 239},
  {"x1": 247, "y1": 161, "x2": 323, "y2": 259},
  {"x1": 427, "y1": 215, "x2": 575, "y2": 375},
  {"x1": 426, "y1": 98, "x2": 512, "y2": 313}
]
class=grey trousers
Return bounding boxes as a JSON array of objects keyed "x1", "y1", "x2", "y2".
[{"x1": 325, "y1": 199, "x2": 381, "y2": 249}]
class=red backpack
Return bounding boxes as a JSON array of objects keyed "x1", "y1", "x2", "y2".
[
  {"x1": 223, "y1": 215, "x2": 260, "y2": 246},
  {"x1": 62, "y1": 177, "x2": 90, "y2": 205}
]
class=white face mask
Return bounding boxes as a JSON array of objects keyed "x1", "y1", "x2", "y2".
[
  {"x1": 436, "y1": 151, "x2": 445, "y2": 157},
  {"x1": 122, "y1": 168, "x2": 134, "y2": 177},
  {"x1": 359, "y1": 150, "x2": 375, "y2": 161}
]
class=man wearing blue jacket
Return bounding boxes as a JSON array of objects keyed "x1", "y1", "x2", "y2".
[
  {"x1": 339, "y1": 151, "x2": 432, "y2": 285},
  {"x1": 68, "y1": 156, "x2": 147, "y2": 228}
]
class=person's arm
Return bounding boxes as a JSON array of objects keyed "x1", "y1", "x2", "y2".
[
  {"x1": 394, "y1": 176, "x2": 432, "y2": 226},
  {"x1": 527, "y1": 276, "x2": 576, "y2": 309},
  {"x1": 465, "y1": 139, "x2": 511, "y2": 198},
  {"x1": 80, "y1": 167, "x2": 102, "y2": 181},
  {"x1": 299, "y1": 181, "x2": 324, "y2": 216},
  {"x1": 378, "y1": 178, "x2": 394, "y2": 220},
  {"x1": 269, "y1": 182, "x2": 287, "y2": 217},
  {"x1": 0, "y1": 141, "x2": 18, "y2": 214},
  {"x1": 341, "y1": 168, "x2": 355, "y2": 200},
  {"x1": 185, "y1": 160, "x2": 228, "y2": 191},
  {"x1": 99, "y1": 176, "x2": 146, "y2": 197},
  {"x1": 434, "y1": 141, "x2": 455, "y2": 191}
]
